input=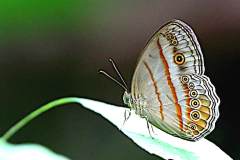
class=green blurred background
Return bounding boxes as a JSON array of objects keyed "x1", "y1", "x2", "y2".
[{"x1": 0, "y1": 0, "x2": 239, "y2": 159}]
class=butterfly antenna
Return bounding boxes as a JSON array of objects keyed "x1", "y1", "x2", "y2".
[
  {"x1": 99, "y1": 70, "x2": 128, "y2": 92},
  {"x1": 108, "y1": 58, "x2": 129, "y2": 91}
]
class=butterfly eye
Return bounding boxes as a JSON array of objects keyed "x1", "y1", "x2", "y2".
[
  {"x1": 190, "y1": 110, "x2": 201, "y2": 121},
  {"x1": 181, "y1": 75, "x2": 189, "y2": 84},
  {"x1": 190, "y1": 90, "x2": 198, "y2": 98},
  {"x1": 190, "y1": 99, "x2": 200, "y2": 108},
  {"x1": 174, "y1": 53, "x2": 185, "y2": 65},
  {"x1": 189, "y1": 123, "x2": 197, "y2": 130}
]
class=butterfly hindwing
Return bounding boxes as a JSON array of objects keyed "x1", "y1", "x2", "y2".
[{"x1": 178, "y1": 74, "x2": 220, "y2": 140}]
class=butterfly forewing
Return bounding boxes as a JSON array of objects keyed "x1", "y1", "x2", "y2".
[{"x1": 131, "y1": 20, "x2": 220, "y2": 141}]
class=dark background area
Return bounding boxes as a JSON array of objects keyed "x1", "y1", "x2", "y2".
[{"x1": 0, "y1": 1, "x2": 239, "y2": 159}]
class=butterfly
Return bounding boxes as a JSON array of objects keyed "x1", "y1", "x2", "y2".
[{"x1": 100, "y1": 19, "x2": 220, "y2": 141}]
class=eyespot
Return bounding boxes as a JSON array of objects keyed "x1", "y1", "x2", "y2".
[
  {"x1": 190, "y1": 99, "x2": 201, "y2": 108},
  {"x1": 171, "y1": 39, "x2": 178, "y2": 46},
  {"x1": 189, "y1": 123, "x2": 197, "y2": 130},
  {"x1": 174, "y1": 53, "x2": 185, "y2": 65},
  {"x1": 181, "y1": 75, "x2": 189, "y2": 84},
  {"x1": 166, "y1": 32, "x2": 174, "y2": 40},
  {"x1": 190, "y1": 90, "x2": 198, "y2": 98},
  {"x1": 189, "y1": 82, "x2": 195, "y2": 89},
  {"x1": 190, "y1": 110, "x2": 201, "y2": 121}
]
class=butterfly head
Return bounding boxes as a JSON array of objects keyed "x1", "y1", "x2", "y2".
[
  {"x1": 123, "y1": 91, "x2": 147, "y2": 114},
  {"x1": 123, "y1": 91, "x2": 132, "y2": 107}
]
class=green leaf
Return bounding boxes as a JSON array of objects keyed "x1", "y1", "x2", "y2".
[{"x1": 0, "y1": 139, "x2": 69, "y2": 160}]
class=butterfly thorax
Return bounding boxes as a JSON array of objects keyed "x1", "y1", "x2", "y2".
[{"x1": 123, "y1": 91, "x2": 147, "y2": 118}]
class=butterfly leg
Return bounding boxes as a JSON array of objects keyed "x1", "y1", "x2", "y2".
[
  {"x1": 146, "y1": 121, "x2": 154, "y2": 139},
  {"x1": 150, "y1": 123, "x2": 155, "y2": 135},
  {"x1": 123, "y1": 109, "x2": 131, "y2": 126}
]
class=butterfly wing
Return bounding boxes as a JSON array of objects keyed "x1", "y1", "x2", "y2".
[{"x1": 131, "y1": 20, "x2": 220, "y2": 141}]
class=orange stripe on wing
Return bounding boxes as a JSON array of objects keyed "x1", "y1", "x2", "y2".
[
  {"x1": 143, "y1": 61, "x2": 164, "y2": 120},
  {"x1": 157, "y1": 38, "x2": 183, "y2": 131}
]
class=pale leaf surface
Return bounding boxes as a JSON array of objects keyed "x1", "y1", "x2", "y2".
[{"x1": 78, "y1": 98, "x2": 232, "y2": 160}]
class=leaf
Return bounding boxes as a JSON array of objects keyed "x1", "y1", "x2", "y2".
[
  {"x1": 1, "y1": 97, "x2": 232, "y2": 160},
  {"x1": 0, "y1": 139, "x2": 69, "y2": 160},
  {"x1": 77, "y1": 98, "x2": 232, "y2": 160}
]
